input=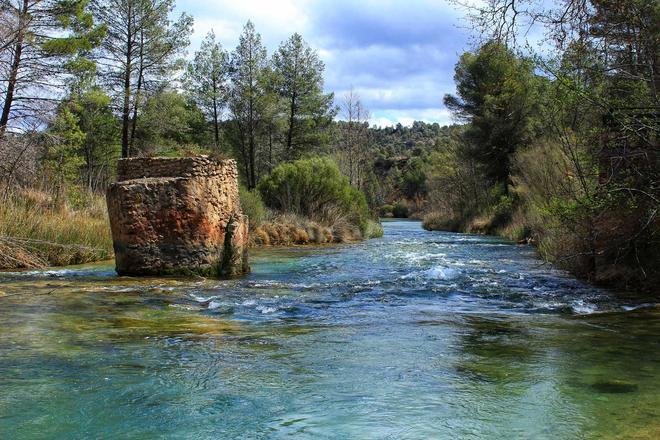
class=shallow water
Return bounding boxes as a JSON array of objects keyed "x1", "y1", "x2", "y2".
[{"x1": 0, "y1": 220, "x2": 659, "y2": 439}]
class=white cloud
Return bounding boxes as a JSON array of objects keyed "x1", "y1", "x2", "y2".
[
  {"x1": 371, "y1": 108, "x2": 453, "y2": 127},
  {"x1": 178, "y1": 0, "x2": 469, "y2": 126},
  {"x1": 182, "y1": 0, "x2": 312, "y2": 50}
]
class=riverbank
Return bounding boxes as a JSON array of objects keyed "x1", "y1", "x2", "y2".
[
  {"x1": 0, "y1": 191, "x2": 113, "y2": 270},
  {"x1": 422, "y1": 209, "x2": 658, "y2": 295},
  {"x1": 0, "y1": 189, "x2": 383, "y2": 270}
]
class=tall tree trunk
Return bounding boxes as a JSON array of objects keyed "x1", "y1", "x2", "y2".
[
  {"x1": 242, "y1": 141, "x2": 250, "y2": 188},
  {"x1": 286, "y1": 93, "x2": 296, "y2": 157},
  {"x1": 268, "y1": 124, "x2": 273, "y2": 173},
  {"x1": 128, "y1": 73, "x2": 142, "y2": 153},
  {"x1": 212, "y1": 79, "x2": 220, "y2": 149},
  {"x1": 120, "y1": 10, "x2": 133, "y2": 158},
  {"x1": 248, "y1": 90, "x2": 256, "y2": 189},
  {"x1": 237, "y1": 125, "x2": 250, "y2": 188},
  {"x1": 121, "y1": 70, "x2": 132, "y2": 158},
  {"x1": 129, "y1": 29, "x2": 145, "y2": 153},
  {"x1": 249, "y1": 134, "x2": 256, "y2": 189},
  {"x1": 85, "y1": 143, "x2": 93, "y2": 191},
  {"x1": 0, "y1": 0, "x2": 29, "y2": 136}
]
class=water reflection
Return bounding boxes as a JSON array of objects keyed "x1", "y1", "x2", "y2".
[{"x1": 454, "y1": 316, "x2": 537, "y2": 384}]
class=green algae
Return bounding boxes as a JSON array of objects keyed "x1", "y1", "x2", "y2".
[
  {"x1": 454, "y1": 359, "x2": 531, "y2": 384},
  {"x1": 590, "y1": 379, "x2": 639, "y2": 394},
  {"x1": 111, "y1": 308, "x2": 239, "y2": 338}
]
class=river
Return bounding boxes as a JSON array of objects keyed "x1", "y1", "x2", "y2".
[{"x1": 0, "y1": 220, "x2": 658, "y2": 439}]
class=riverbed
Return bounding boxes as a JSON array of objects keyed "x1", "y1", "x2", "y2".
[{"x1": 0, "y1": 220, "x2": 658, "y2": 438}]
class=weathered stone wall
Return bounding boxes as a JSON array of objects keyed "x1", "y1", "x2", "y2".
[
  {"x1": 106, "y1": 156, "x2": 249, "y2": 277},
  {"x1": 116, "y1": 156, "x2": 232, "y2": 181}
]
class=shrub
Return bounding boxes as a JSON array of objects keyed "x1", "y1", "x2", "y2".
[
  {"x1": 392, "y1": 201, "x2": 409, "y2": 218},
  {"x1": 257, "y1": 157, "x2": 369, "y2": 233},
  {"x1": 239, "y1": 187, "x2": 268, "y2": 228},
  {"x1": 365, "y1": 220, "x2": 384, "y2": 239},
  {"x1": 379, "y1": 204, "x2": 394, "y2": 217}
]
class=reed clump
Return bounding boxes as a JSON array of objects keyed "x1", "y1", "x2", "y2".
[
  {"x1": 0, "y1": 190, "x2": 113, "y2": 269},
  {"x1": 250, "y1": 215, "x2": 382, "y2": 247}
]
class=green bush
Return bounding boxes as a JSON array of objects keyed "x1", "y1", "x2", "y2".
[
  {"x1": 257, "y1": 157, "x2": 369, "y2": 233},
  {"x1": 489, "y1": 192, "x2": 517, "y2": 230},
  {"x1": 400, "y1": 157, "x2": 427, "y2": 198},
  {"x1": 392, "y1": 201, "x2": 409, "y2": 218},
  {"x1": 239, "y1": 187, "x2": 268, "y2": 228},
  {"x1": 365, "y1": 220, "x2": 384, "y2": 239},
  {"x1": 379, "y1": 204, "x2": 394, "y2": 217}
]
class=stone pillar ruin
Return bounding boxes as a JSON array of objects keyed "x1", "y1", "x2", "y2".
[{"x1": 106, "y1": 156, "x2": 249, "y2": 278}]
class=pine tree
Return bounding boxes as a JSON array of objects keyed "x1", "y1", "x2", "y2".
[
  {"x1": 68, "y1": 88, "x2": 120, "y2": 190},
  {"x1": 443, "y1": 41, "x2": 542, "y2": 192},
  {"x1": 227, "y1": 21, "x2": 270, "y2": 189},
  {"x1": 0, "y1": 0, "x2": 105, "y2": 135},
  {"x1": 184, "y1": 31, "x2": 229, "y2": 150},
  {"x1": 45, "y1": 106, "x2": 85, "y2": 203},
  {"x1": 93, "y1": 0, "x2": 192, "y2": 157},
  {"x1": 272, "y1": 33, "x2": 335, "y2": 160}
]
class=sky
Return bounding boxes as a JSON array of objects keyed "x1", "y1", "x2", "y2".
[{"x1": 176, "y1": 0, "x2": 474, "y2": 127}]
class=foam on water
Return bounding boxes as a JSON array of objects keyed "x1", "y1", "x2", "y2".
[
  {"x1": 571, "y1": 299, "x2": 600, "y2": 315},
  {"x1": 425, "y1": 266, "x2": 460, "y2": 280},
  {"x1": 207, "y1": 301, "x2": 223, "y2": 310},
  {"x1": 257, "y1": 305, "x2": 278, "y2": 314},
  {"x1": 0, "y1": 267, "x2": 116, "y2": 278},
  {"x1": 621, "y1": 303, "x2": 658, "y2": 311}
]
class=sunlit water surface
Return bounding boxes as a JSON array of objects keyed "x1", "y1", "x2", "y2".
[{"x1": 0, "y1": 220, "x2": 659, "y2": 439}]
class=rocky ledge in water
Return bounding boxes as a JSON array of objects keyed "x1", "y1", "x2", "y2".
[{"x1": 106, "y1": 156, "x2": 249, "y2": 278}]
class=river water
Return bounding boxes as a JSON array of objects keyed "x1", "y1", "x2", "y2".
[{"x1": 0, "y1": 220, "x2": 658, "y2": 439}]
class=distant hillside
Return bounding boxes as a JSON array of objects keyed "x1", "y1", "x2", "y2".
[{"x1": 365, "y1": 122, "x2": 460, "y2": 215}]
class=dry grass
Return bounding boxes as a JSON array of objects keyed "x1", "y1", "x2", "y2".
[
  {"x1": 251, "y1": 213, "x2": 373, "y2": 247},
  {"x1": 422, "y1": 211, "x2": 463, "y2": 232},
  {"x1": 252, "y1": 214, "x2": 334, "y2": 247},
  {"x1": 465, "y1": 215, "x2": 493, "y2": 234},
  {"x1": 0, "y1": 190, "x2": 113, "y2": 269}
]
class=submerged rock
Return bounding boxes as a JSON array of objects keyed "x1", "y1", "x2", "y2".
[
  {"x1": 591, "y1": 379, "x2": 639, "y2": 394},
  {"x1": 106, "y1": 156, "x2": 249, "y2": 278}
]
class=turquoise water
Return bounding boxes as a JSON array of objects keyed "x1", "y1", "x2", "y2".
[{"x1": 0, "y1": 220, "x2": 659, "y2": 439}]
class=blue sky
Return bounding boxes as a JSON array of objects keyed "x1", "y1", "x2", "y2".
[{"x1": 177, "y1": 0, "x2": 473, "y2": 127}]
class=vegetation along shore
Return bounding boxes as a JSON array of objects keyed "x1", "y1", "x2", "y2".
[{"x1": 1, "y1": 0, "x2": 657, "y2": 296}]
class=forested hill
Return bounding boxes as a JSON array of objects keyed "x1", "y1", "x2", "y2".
[
  {"x1": 337, "y1": 121, "x2": 455, "y2": 214},
  {"x1": 370, "y1": 122, "x2": 449, "y2": 156}
]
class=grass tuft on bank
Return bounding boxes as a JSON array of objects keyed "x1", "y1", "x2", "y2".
[{"x1": 0, "y1": 190, "x2": 113, "y2": 269}]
